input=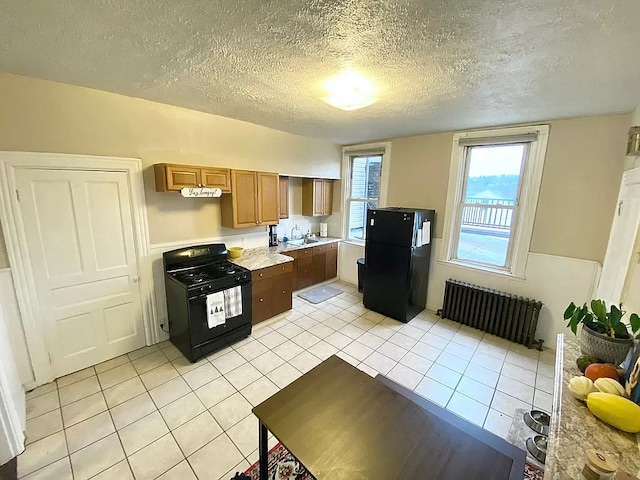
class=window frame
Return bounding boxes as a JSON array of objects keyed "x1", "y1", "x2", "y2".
[
  {"x1": 440, "y1": 125, "x2": 550, "y2": 278},
  {"x1": 342, "y1": 142, "x2": 391, "y2": 245}
]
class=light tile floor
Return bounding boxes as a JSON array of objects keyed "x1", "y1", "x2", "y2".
[{"x1": 20, "y1": 280, "x2": 556, "y2": 480}]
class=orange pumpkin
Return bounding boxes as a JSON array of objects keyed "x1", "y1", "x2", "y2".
[{"x1": 585, "y1": 363, "x2": 619, "y2": 382}]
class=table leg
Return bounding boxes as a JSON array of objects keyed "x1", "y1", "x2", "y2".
[{"x1": 259, "y1": 420, "x2": 268, "y2": 480}]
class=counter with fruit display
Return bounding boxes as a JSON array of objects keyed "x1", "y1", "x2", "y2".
[{"x1": 545, "y1": 334, "x2": 640, "y2": 479}]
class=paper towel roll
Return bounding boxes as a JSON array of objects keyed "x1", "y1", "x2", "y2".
[{"x1": 320, "y1": 223, "x2": 328, "y2": 237}]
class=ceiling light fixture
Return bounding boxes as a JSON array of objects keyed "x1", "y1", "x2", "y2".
[{"x1": 322, "y1": 71, "x2": 378, "y2": 111}]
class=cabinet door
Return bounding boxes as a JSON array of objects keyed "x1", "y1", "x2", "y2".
[
  {"x1": 252, "y1": 279, "x2": 272, "y2": 324},
  {"x1": 313, "y1": 179, "x2": 324, "y2": 216},
  {"x1": 201, "y1": 168, "x2": 231, "y2": 192},
  {"x1": 231, "y1": 170, "x2": 259, "y2": 227},
  {"x1": 322, "y1": 180, "x2": 333, "y2": 215},
  {"x1": 312, "y1": 253, "x2": 327, "y2": 285},
  {"x1": 258, "y1": 172, "x2": 280, "y2": 225},
  {"x1": 165, "y1": 164, "x2": 202, "y2": 190},
  {"x1": 297, "y1": 262, "x2": 314, "y2": 290},
  {"x1": 272, "y1": 273, "x2": 293, "y2": 315},
  {"x1": 279, "y1": 176, "x2": 289, "y2": 219},
  {"x1": 326, "y1": 248, "x2": 338, "y2": 280}
]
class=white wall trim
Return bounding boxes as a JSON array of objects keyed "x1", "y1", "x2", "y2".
[
  {"x1": 0, "y1": 151, "x2": 157, "y2": 385},
  {"x1": 341, "y1": 141, "x2": 392, "y2": 241},
  {"x1": 0, "y1": 268, "x2": 35, "y2": 389},
  {"x1": 0, "y1": 270, "x2": 26, "y2": 463},
  {"x1": 0, "y1": 365, "x2": 25, "y2": 463},
  {"x1": 440, "y1": 124, "x2": 550, "y2": 278}
]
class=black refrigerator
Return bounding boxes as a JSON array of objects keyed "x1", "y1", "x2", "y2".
[{"x1": 363, "y1": 207, "x2": 435, "y2": 323}]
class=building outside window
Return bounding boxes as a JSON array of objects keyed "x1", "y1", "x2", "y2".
[{"x1": 346, "y1": 155, "x2": 382, "y2": 242}]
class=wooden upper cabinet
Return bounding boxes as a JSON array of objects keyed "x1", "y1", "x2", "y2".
[
  {"x1": 322, "y1": 179, "x2": 333, "y2": 215},
  {"x1": 279, "y1": 176, "x2": 289, "y2": 219},
  {"x1": 201, "y1": 167, "x2": 231, "y2": 191},
  {"x1": 154, "y1": 163, "x2": 230, "y2": 192},
  {"x1": 258, "y1": 173, "x2": 280, "y2": 225},
  {"x1": 221, "y1": 170, "x2": 280, "y2": 228},
  {"x1": 223, "y1": 170, "x2": 259, "y2": 227},
  {"x1": 302, "y1": 178, "x2": 334, "y2": 216}
]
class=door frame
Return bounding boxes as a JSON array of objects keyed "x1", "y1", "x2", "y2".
[
  {"x1": 0, "y1": 152, "x2": 158, "y2": 386},
  {"x1": 596, "y1": 166, "x2": 640, "y2": 304}
]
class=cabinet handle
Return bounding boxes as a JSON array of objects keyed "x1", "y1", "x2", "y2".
[
  {"x1": 259, "y1": 273, "x2": 263, "y2": 277},
  {"x1": 256, "y1": 221, "x2": 259, "y2": 225},
  {"x1": 259, "y1": 298, "x2": 264, "y2": 302},
  {"x1": 282, "y1": 290, "x2": 285, "y2": 294}
]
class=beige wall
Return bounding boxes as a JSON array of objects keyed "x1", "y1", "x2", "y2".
[
  {"x1": 0, "y1": 74, "x2": 341, "y2": 267},
  {"x1": 387, "y1": 132, "x2": 454, "y2": 238},
  {"x1": 386, "y1": 114, "x2": 630, "y2": 263}
]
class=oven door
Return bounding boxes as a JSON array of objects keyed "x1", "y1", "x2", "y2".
[{"x1": 187, "y1": 283, "x2": 252, "y2": 348}]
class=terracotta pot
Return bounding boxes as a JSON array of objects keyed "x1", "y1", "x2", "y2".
[{"x1": 580, "y1": 324, "x2": 633, "y2": 366}]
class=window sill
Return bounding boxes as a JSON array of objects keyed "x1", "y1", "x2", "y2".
[
  {"x1": 437, "y1": 258, "x2": 526, "y2": 281},
  {"x1": 342, "y1": 240, "x2": 366, "y2": 248}
]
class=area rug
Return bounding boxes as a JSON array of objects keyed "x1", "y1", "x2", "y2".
[
  {"x1": 242, "y1": 442, "x2": 544, "y2": 480},
  {"x1": 244, "y1": 443, "x2": 312, "y2": 480},
  {"x1": 297, "y1": 285, "x2": 342, "y2": 304}
]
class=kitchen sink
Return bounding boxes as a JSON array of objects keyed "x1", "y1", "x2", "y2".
[{"x1": 287, "y1": 238, "x2": 319, "y2": 246}]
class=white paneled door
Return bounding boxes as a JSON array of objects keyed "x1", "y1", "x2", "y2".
[{"x1": 16, "y1": 168, "x2": 145, "y2": 378}]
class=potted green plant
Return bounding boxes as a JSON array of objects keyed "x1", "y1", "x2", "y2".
[{"x1": 564, "y1": 300, "x2": 640, "y2": 365}]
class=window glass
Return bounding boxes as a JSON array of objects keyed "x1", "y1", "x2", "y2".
[
  {"x1": 455, "y1": 144, "x2": 525, "y2": 268},
  {"x1": 347, "y1": 155, "x2": 381, "y2": 242}
]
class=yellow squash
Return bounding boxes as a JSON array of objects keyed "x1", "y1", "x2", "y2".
[{"x1": 586, "y1": 392, "x2": 640, "y2": 433}]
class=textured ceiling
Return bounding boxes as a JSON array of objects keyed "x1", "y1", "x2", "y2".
[{"x1": 1, "y1": 1, "x2": 639, "y2": 144}]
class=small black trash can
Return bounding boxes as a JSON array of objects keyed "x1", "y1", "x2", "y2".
[{"x1": 357, "y1": 257, "x2": 365, "y2": 293}]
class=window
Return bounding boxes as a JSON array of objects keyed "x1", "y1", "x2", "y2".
[
  {"x1": 442, "y1": 126, "x2": 549, "y2": 277},
  {"x1": 346, "y1": 154, "x2": 382, "y2": 242}
]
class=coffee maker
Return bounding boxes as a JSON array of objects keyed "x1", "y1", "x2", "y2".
[{"x1": 268, "y1": 225, "x2": 278, "y2": 247}]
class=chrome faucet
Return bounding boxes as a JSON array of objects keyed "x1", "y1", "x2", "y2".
[{"x1": 291, "y1": 224, "x2": 302, "y2": 240}]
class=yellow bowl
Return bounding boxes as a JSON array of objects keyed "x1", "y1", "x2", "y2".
[{"x1": 228, "y1": 247, "x2": 244, "y2": 259}]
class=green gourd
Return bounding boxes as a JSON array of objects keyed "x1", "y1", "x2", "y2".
[{"x1": 576, "y1": 354, "x2": 600, "y2": 373}]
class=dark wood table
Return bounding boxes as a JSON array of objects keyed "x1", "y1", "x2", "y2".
[{"x1": 252, "y1": 355, "x2": 526, "y2": 480}]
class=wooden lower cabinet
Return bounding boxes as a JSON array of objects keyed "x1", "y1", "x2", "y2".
[
  {"x1": 326, "y1": 248, "x2": 338, "y2": 279},
  {"x1": 296, "y1": 250, "x2": 314, "y2": 290},
  {"x1": 252, "y1": 277, "x2": 273, "y2": 324},
  {"x1": 272, "y1": 274, "x2": 293, "y2": 314},
  {"x1": 289, "y1": 241, "x2": 339, "y2": 291},
  {"x1": 312, "y1": 244, "x2": 327, "y2": 284},
  {"x1": 251, "y1": 262, "x2": 294, "y2": 324}
]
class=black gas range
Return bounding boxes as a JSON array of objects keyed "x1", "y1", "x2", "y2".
[{"x1": 163, "y1": 243, "x2": 252, "y2": 362}]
